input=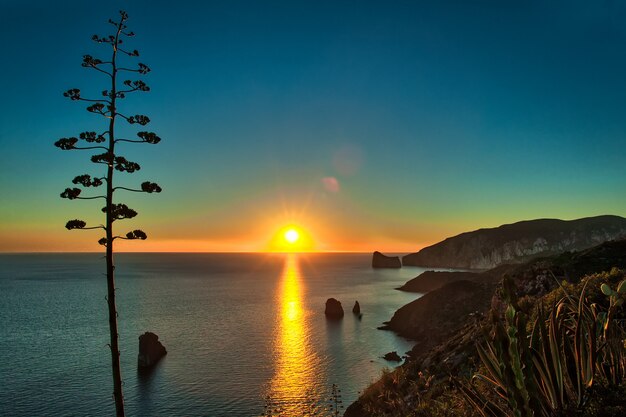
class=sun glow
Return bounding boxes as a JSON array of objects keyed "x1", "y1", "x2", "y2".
[{"x1": 268, "y1": 225, "x2": 315, "y2": 252}]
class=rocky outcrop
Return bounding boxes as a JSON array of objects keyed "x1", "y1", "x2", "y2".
[
  {"x1": 372, "y1": 251, "x2": 401, "y2": 268},
  {"x1": 381, "y1": 280, "x2": 495, "y2": 354},
  {"x1": 138, "y1": 332, "x2": 167, "y2": 368},
  {"x1": 402, "y1": 215, "x2": 626, "y2": 269},
  {"x1": 325, "y1": 298, "x2": 344, "y2": 319},
  {"x1": 352, "y1": 301, "x2": 361, "y2": 315},
  {"x1": 383, "y1": 351, "x2": 402, "y2": 362},
  {"x1": 397, "y1": 270, "x2": 484, "y2": 293}
]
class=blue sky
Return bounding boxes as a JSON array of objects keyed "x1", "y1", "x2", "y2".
[{"x1": 1, "y1": 1, "x2": 625, "y2": 251}]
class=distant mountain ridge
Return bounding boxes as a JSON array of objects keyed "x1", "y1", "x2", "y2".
[{"x1": 402, "y1": 215, "x2": 626, "y2": 269}]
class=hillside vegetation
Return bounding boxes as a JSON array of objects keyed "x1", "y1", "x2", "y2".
[{"x1": 346, "y1": 239, "x2": 626, "y2": 417}]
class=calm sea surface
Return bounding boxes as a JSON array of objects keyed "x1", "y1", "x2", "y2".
[{"x1": 0, "y1": 253, "x2": 429, "y2": 416}]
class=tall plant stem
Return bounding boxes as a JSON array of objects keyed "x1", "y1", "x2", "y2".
[{"x1": 106, "y1": 20, "x2": 125, "y2": 417}]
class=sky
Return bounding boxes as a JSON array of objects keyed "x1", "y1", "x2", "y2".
[{"x1": 1, "y1": 0, "x2": 625, "y2": 252}]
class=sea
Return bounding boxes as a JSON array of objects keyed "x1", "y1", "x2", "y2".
[{"x1": 0, "y1": 253, "x2": 430, "y2": 417}]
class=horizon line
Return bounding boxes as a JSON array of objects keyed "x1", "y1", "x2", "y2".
[{"x1": 0, "y1": 250, "x2": 413, "y2": 255}]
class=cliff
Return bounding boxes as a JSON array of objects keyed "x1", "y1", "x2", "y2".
[
  {"x1": 396, "y1": 270, "x2": 484, "y2": 293},
  {"x1": 386, "y1": 238, "x2": 626, "y2": 356},
  {"x1": 381, "y1": 280, "x2": 495, "y2": 352},
  {"x1": 402, "y1": 215, "x2": 626, "y2": 269}
]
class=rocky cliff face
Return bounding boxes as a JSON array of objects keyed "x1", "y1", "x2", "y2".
[
  {"x1": 402, "y1": 215, "x2": 626, "y2": 269},
  {"x1": 397, "y1": 270, "x2": 485, "y2": 293}
]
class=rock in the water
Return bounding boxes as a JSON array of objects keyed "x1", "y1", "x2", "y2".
[
  {"x1": 138, "y1": 332, "x2": 167, "y2": 368},
  {"x1": 325, "y1": 298, "x2": 344, "y2": 319},
  {"x1": 352, "y1": 301, "x2": 361, "y2": 315},
  {"x1": 383, "y1": 351, "x2": 402, "y2": 362},
  {"x1": 372, "y1": 251, "x2": 401, "y2": 268}
]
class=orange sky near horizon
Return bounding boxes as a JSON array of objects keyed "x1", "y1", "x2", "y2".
[
  {"x1": 0, "y1": 188, "x2": 456, "y2": 253},
  {"x1": 3, "y1": 197, "x2": 623, "y2": 254},
  {"x1": 2, "y1": 192, "x2": 622, "y2": 254},
  {"x1": 0, "y1": 224, "x2": 437, "y2": 254}
]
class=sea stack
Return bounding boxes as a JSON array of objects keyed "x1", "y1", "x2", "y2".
[
  {"x1": 372, "y1": 251, "x2": 401, "y2": 268},
  {"x1": 325, "y1": 298, "x2": 344, "y2": 319},
  {"x1": 352, "y1": 301, "x2": 361, "y2": 315},
  {"x1": 138, "y1": 332, "x2": 167, "y2": 368}
]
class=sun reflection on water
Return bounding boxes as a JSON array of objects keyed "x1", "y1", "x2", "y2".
[{"x1": 266, "y1": 254, "x2": 320, "y2": 416}]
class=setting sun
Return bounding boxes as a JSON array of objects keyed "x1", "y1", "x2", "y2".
[
  {"x1": 268, "y1": 225, "x2": 314, "y2": 252},
  {"x1": 284, "y1": 229, "x2": 299, "y2": 243}
]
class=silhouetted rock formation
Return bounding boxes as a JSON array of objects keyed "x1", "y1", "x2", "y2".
[
  {"x1": 352, "y1": 301, "x2": 361, "y2": 315},
  {"x1": 138, "y1": 332, "x2": 167, "y2": 368},
  {"x1": 383, "y1": 351, "x2": 402, "y2": 362},
  {"x1": 372, "y1": 251, "x2": 401, "y2": 268},
  {"x1": 325, "y1": 298, "x2": 344, "y2": 319},
  {"x1": 402, "y1": 215, "x2": 626, "y2": 269}
]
